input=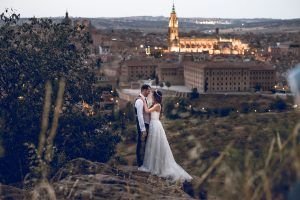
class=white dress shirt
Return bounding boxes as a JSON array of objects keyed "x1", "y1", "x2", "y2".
[{"x1": 135, "y1": 93, "x2": 146, "y2": 132}]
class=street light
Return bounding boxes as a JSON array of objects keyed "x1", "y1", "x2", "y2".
[{"x1": 18, "y1": 96, "x2": 24, "y2": 101}]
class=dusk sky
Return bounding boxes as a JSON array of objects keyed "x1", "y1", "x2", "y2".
[{"x1": 1, "y1": 0, "x2": 299, "y2": 19}]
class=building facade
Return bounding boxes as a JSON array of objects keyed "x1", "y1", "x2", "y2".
[
  {"x1": 249, "y1": 66, "x2": 277, "y2": 91},
  {"x1": 269, "y1": 43, "x2": 300, "y2": 57},
  {"x1": 168, "y1": 4, "x2": 248, "y2": 54},
  {"x1": 119, "y1": 59, "x2": 157, "y2": 82},
  {"x1": 184, "y1": 61, "x2": 275, "y2": 92},
  {"x1": 156, "y1": 62, "x2": 184, "y2": 85}
]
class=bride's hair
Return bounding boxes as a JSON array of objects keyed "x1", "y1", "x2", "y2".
[
  {"x1": 152, "y1": 90, "x2": 163, "y2": 118},
  {"x1": 153, "y1": 89, "x2": 162, "y2": 104}
]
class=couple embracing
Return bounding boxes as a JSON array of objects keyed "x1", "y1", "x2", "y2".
[{"x1": 134, "y1": 84, "x2": 192, "y2": 182}]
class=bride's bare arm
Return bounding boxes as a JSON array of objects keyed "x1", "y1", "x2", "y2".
[{"x1": 143, "y1": 100, "x2": 160, "y2": 113}]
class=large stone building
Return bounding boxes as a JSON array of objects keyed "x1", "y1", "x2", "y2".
[
  {"x1": 119, "y1": 59, "x2": 157, "y2": 82},
  {"x1": 268, "y1": 42, "x2": 300, "y2": 57},
  {"x1": 119, "y1": 57, "x2": 185, "y2": 87},
  {"x1": 184, "y1": 61, "x2": 276, "y2": 92},
  {"x1": 156, "y1": 62, "x2": 184, "y2": 85},
  {"x1": 119, "y1": 54, "x2": 276, "y2": 92},
  {"x1": 168, "y1": 4, "x2": 248, "y2": 54}
]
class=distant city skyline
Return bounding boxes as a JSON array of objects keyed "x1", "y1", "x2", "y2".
[{"x1": 1, "y1": 0, "x2": 299, "y2": 19}]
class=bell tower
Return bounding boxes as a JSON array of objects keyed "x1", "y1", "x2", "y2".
[{"x1": 168, "y1": 3, "x2": 179, "y2": 52}]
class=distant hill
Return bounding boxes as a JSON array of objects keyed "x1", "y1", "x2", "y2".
[{"x1": 2, "y1": 16, "x2": 300, "y2": 33}]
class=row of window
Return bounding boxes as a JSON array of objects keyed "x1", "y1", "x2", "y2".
[
  {"x1": 210, "y1": 87, "x2": 247, "y2": 91},
  {"x1": 212, "y1": 82, "x2": 247, "y2": 86},
  {"x1": 130, "y1": 71, "x2": 154, "y2": 74},
  {"x1": 180, "y1": 45, "x2": 213, "y2": 49},
  {"x1": 207, "y1": 71, "x2": 248, "y2": 76},
  {"x1": 250, "y1": 82, "x2": 274, "y2": 85},
  {"x1": 212, "y1": 77, "x2": 247, "y2": 81},
  {"x1": 162, "y1": 72, "x2": 177, "y2": 76},
  {"x1": 251, "y1": 76, "x2": 273, "y2": 80},
  {"x1": 129, "y1": 66, "x2": 155, "y2": 70},
  {"x1": 250, "y1": 71, "x2": 274, "y2": 75}
]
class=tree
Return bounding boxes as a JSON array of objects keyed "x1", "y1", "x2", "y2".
[
  {"x1": 96, "y1": 58, "x2": 102, "y2": 68},
  {"x1": 240, "y1": 102, "x2": 250, "y2": 113},
  {"x1": 190, "y1": 88, "x2": 200, "y2": 99},
  {"x1": 204, "y1": 78, "x2": 208, "y2": 92},
  {"x1": 159, "y1": 82, "x2": 164, "y2": 89},
  {"x1": 54, "y1": 114, "x2": 120, "y2": 164},
  {"x1": 165, "y1": 81, "x2": 171, "y2": 90},
  {"x1": 254, "y1": 84, "x2": 262, "y2": 92},
  {"x1": 0, "y1": 13, "x2": 119, "y2": 184},
  {"x1": 150, "y1": 71, "x2": 156, "y2": 80},
  {"x1": 271, "y1": 97, "x2": 287, "y2": 111},
  {"x1": 163, "y1": 99, "x2": 177, "y2": 119},
  {"x1": 155, "y1": 75, "x2": 159, "y2": 88},
  {"x1": 111, "y1": 88, "x2": 119, "y2": 97}
]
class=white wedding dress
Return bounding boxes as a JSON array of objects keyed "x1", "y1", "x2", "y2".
[{"x1": 138, "y1": 110, "x2": 192, "y2": 182}]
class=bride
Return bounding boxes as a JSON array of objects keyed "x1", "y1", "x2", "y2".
[{"x1": 138, "y1": 89, "x2": 192, "y2": 182}]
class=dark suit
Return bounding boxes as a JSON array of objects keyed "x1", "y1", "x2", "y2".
[{"x1": 134, "y1": 96, "x2": 149, "y2": 167}]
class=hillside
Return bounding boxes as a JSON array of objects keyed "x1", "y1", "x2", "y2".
[
  {"x1": 115, "y1": 110, "x2": 300, "y2": 199},
  {"x1": 0, "y1": 158, "x2": 193, "y2": 199},
  {"x1": 0, "y1": 105, "x2": 299, "y2": 199}
]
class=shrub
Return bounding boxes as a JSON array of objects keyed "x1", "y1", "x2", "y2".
[
  {"x1": 53, "y1": 115, "x2": 121, "y2": 165},
  {"x1": 0, "y1": 14, "x2": 120, "y2": 184},
  {"x1": 271, "y1": 97, "x2": 287, "y2": 111},
  {"x1": 190, "y1": 88, "x2": 200, "y2": 99}
]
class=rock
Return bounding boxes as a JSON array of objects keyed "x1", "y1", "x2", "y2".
[
  {"x1": 51, "y1": 158, "x2": 194, "y2": 200},
  {"x1": 0, "y1": 158, "x2": 194, "y2": 199},
  {"x1": 179, "y1": 112, "x2": 191, "y2": 118},
  {"x1": 0, "y1": 184, "x2": 28, "y2": 199}
]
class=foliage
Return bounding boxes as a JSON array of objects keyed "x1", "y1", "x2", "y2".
[
  {"x1": 111, "y1": 88, "x2": 119, "y2": 97},
  {"x1": 240, "y1": 102, "x2": 250, "y2": 113},
  {"x1": 163, "y1": 99, "x2": 177, "y2": 119},
  {"x1": 190, "y1": 88, "x2": 200, "y2": 99},
  {"x1": 271, "y1": 97, "x2": 287, "y2": 111},
  {"x1": 159, "y1": 82, "x2": 164, "y2": 88},
  {"x1": 0, "y1": 17, "x2": 95, "y2": 106},
  {"x1": 212, "y1": 107, "x2": 234, "y2": 117},
  {"x1": 0, "y1": 13, "x2": 120, "y2": 184},
  {"x1": 165, "y1": 81, "x2": 171, "y2": 89},
  {"x1": 254, "y1": 84, "x2": 262, "y2": 91},
  {"x1": 53, "y1": 114, "x2": 121, "y2": 167},
  {"x1": 155, "y1": 75, "x2": 159, "y2": 87},
  {"x1": 122, "y1": 102, "x2": 135, "y2": 122},
  {"x1": 0, "y1": 8, "x2": 20, "y2": 24}
]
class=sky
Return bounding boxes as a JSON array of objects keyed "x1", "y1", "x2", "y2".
[{"x1": 1, "y1": 0, "x2": 299, "y2": 19}]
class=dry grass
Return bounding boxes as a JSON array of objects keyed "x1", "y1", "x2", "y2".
[
  {"x1": 115, "y1": 109, "x2": 300, "y2": 199},
  {"x1": 29, "y1": 79, "x2": 66, "y2": 200},
  {"x1": 20, "y1": 87, "x2": 300, "y2": 199}
]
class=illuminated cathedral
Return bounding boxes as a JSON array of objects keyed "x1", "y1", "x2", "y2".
[{"x1": 168, "y1": 4, "x2": 248, "y2": 54}]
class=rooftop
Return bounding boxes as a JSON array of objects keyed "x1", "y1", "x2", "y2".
[{"x1": 183, "y1": 61, "x2": 274, "y2": 70}]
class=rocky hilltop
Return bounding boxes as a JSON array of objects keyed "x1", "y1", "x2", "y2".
[{"x1": 0, "y1": 158, "x2": 194, "y2": 199}]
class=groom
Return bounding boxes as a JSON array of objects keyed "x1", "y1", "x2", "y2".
[{"x1": 134, "y1": 84, "x2": 151, "y2": 167}]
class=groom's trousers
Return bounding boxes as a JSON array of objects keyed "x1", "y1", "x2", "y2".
[{"x1": 136, "y1": 123, "x2": 149, "y2": 167}]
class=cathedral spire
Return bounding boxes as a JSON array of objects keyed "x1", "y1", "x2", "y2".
[
  {"x1": 172, "y1": 1, "x2": 176, "y2": 13},
  {"x1": 168, "y1": 0, "x2": 179, "y2": 52}
]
